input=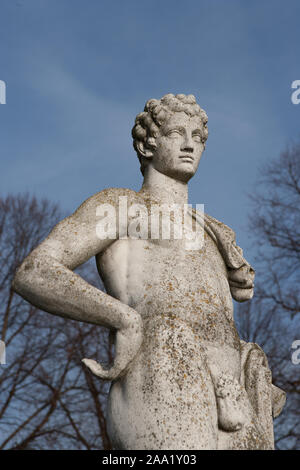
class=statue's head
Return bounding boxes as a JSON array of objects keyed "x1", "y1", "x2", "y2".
[{"x1": 132, "y1": 93, "x2": 208, "y2": 181}]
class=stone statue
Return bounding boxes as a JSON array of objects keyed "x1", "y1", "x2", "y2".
[{"x1": 13, "y1": 93, "x2": 285, "y2": 450}]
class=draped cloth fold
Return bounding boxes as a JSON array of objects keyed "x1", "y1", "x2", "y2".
[
  {"x1": 240, "y1": 340, "x2": 286, "y2": 447},
  {"x1": 191, "y1": 209, "x2": 255, "y2": 302},
  {"x1": 190, "y1": 209, "x2": 286, "y2": 444}
]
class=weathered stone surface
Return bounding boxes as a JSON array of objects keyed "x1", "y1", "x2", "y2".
[{"x1": 13, "y1": 93, "x2": 285, "y2": 449}]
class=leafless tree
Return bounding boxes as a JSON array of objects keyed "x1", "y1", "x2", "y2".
[
  {"x1": 0, "y1": 194, "x2": 112, "y2": 449},
  {"x1": 235, "y1": 141, "x2": 300, "y2": 450}
]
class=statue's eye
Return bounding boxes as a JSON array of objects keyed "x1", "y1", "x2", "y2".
[
  {"x1": 167, "y1": 130, "x2": 181, "y2": 137},
  {"x1": 193, "y1": 134, "x2": 202, "y2": 142}
]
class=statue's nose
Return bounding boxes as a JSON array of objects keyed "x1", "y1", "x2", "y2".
[{"x1": 180, "y1": 134, "x2": 194, "y2": 152}]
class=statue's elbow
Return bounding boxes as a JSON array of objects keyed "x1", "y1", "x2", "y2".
[{"x1": 12, "y1": 257, "x2": 38, "y2": 298}]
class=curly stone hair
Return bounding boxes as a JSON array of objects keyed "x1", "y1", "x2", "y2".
[{"x1": 132, "y1": 93, "x2": 208, "y2": 175}]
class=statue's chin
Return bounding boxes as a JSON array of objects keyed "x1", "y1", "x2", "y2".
[{"x1": 162, "y1": 167, "x2": 197, "y2": 183}]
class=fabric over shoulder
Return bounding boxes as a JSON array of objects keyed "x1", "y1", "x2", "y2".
[{"x1": 191, "y1": 209, "x2": 255, "y2": 302}]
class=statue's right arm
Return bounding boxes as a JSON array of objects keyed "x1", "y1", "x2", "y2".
[{"x1": 12, "y1": 189, "x2": 143, "y2": 379}]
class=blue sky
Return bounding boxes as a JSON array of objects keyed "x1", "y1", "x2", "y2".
[{"x1": 1, "y1": 0, "x2": 300, "y2": 265}]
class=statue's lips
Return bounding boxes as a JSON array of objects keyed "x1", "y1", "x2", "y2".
[{"x1": 179, "y1": 155, "x2": 194, "y2": 163}]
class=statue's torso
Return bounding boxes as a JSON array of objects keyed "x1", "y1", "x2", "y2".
[
  {"x1": 97, "y1": 230, "x2": 239, "y2": 348},
  {"x1": 96, "y1": 217, "x2": 242, "y2": 449}
]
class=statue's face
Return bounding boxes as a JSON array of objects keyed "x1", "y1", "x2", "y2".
[{"x1": 151, "y1": 112, "x2": 205, "y2": 182}]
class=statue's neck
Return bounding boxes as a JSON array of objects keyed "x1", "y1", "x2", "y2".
[{"x1": 141, "y1": 167, "x2": 189, "y2": 205}]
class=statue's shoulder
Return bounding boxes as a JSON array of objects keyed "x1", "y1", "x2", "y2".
[
  {"x1": 193, "y1": 209, "x2": 237, "y2": 248},
  {"x1": 74, "y1": 187, "x2": 140, "y2": 215},
  {"x1": 201, "y1": 210, "x2": 245, "y2": 265},
  {"x1": 204, "y1": 212, "x2": 237, "y2": 243}
]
